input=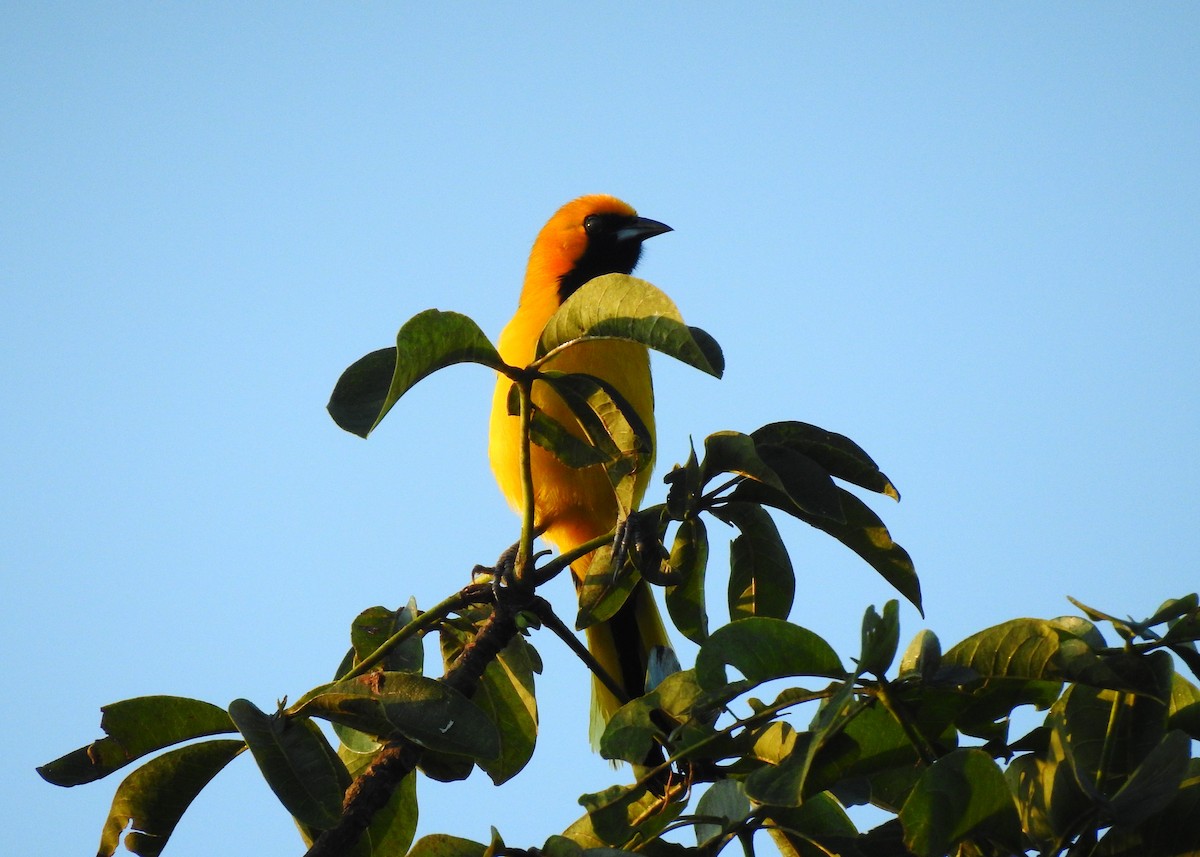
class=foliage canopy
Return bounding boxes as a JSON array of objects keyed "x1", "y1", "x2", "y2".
[{"x1": 41, "y1": 276, "x2": 1200, "y2": 857}]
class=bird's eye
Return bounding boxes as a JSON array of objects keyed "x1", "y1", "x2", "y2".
[{"x1": 584, "y1": 214, "x2": 602, "y2": 234}]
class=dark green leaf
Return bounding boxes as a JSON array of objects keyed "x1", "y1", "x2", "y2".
[
  {"x1": 751, "y1": 421, "x2": 899, "y2": 499},
  {"x1": 695, "y1": 617, "x2": 844, "y2": 691},
  {"x1": 328, "y1": 310, "x2": 503, "y2": 438},
  {"x1": 1108, "y1": 729, "x2": 1192, "y2": 826},
  {"x1": 744, "y1": 680, "x2": 857, "y2": 807},
  {"x1": 440, "y1": 623, "x2": 539, "y2": 785},
  {"x1": 760, "y1": 792, "x2": 858, "y2": 857},
  {"x1": 664, "y1": 518, "x2": 709, "y2": 644},
  {"x1": 294, "y1": 672, "x2": 500, "y2": 762},
  {"x1": 756, "y1": 443, "x2": 845, "y2": 523},
  {"x1": 96, "y1": 739, "x2": 244, "y2": 857},
  {"x1": 804, "y1": 700, "x2": 929, "y2": 799},
  {"x1": 228, "y1": 699, "x2": 346, "y2": 830},
  {"x1": 38, "y1": 695, "x2": 236, "y2": 787},
  {"x1": 576, "y1": 781, "x2": 686, "y2": 847},
  {"x1": 899, "y1": 748, "x2": 1022, "y2": 857},
  {"x1": 860, "y1": 600, "x2": 901, "y2": 677},
  {"x1": 717, "y1": 502, "x2": 795, "y2": 622},
  {"x1": 730, "y1": 480, "x2": 921, "y2": 614},
  {"x1": 600, "y1": 670, "x2": 706, "y2": 766},
  {"x1": 1146, "y1": 594, "x2": 1199, "y2": 626},
  {"x1": 350, "y1": 603, "x2": 424, "y2": 675},
  {"x1": 1094, "y1": 757, "x2": 1200, "y2": 857},
  {"x1": 576, "y1": 545, "x2": 640, "y2": 630},
  {"x1": 536, "y1": 274, "x2": 723, "y2": 377},
  {"x1": 325, "y1": 347, "x2": 397, "y2": 439}
]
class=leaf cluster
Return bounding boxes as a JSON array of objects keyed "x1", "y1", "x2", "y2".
[{"x1": 39, "y1": 276, "x2": 1199, "y2": 857}]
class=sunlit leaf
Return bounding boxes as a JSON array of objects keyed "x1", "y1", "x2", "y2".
[
  {"x1": 761, "y1": 792, "x2": 858, "y2": 857},
  {"x1": 576, "y1": 545, "x2": 640, "y2": 630},
  {"x1": 716, "y1": 502, "x2": 795, "y2": 622},
  {"x1": 406, "y1": 834, "x2": 487, "y2": 857},
  {"x1": 328, "y1": 310, "x2": 503, "y2": 438},
  {"x1": 536, "y1": 274, "x2": 723, "y2": 377},
  {"x1": 695, "y1": 618, "x2": 844, "y2": 691},
  {"x1": 575, "y1": 780, "x2": 686, "y2": 847},
  {"x1": 97, "y1": 740, "x2": 244, "y2": 857},
  {"x1": 899, "y1": 748, "x2": 1022, "y2": 857},
  {"x1": 38, "y1": 695, "x2": 236, "y2": 787}
]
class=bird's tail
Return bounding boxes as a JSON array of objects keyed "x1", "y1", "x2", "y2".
[{"x1": 583, "y1": 578, "x2": 673, "y2": 753}]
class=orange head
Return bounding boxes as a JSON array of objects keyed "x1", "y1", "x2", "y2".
[{"x1": 522, "y1": 194, "x2": 672, "y2": 307}]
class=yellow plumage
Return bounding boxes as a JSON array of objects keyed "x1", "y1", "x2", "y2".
[{"x1": 488, "y1": 195, "x2": 672, "y2": 745}]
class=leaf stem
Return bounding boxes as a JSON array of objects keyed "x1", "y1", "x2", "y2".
[{"x1": 516, "y1": 376, "x2": 537, "y2": 584}]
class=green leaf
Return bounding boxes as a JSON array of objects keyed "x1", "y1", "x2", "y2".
[
  {"x1": 407, "y1": 834, "x2": 488, "y2": 857},
  {"x1": 703, "y1": 431, "x2": 843, "y2": 522},
  {"x1": 328, "y1": 310, "x2": 503, "y2": 438},
  {"x1": 528, "y1": 408, "x2": 613, "y2": 468},
  {"x1": 440, "y1": 622, "x2": 539, "y2": 785},
  {"x1": 744, "y1": 680, "x2": 858, "y2": 807},
  {"x1": 664, "y1": 517, "x2": 710, "y2": 644},
  {"x1": 717, "y1": 502, "x2": 795, "y2": 622},
  {"x1": 760, "y1": 792, "x2": 858, "y2": 857},
  {"x1": 600, "y1": 670, "x2": 706, "y2": 766},
  {"x1": 944, "y1": 618, "x2": 1071, "y2": 682},
  {"x1": 1146, "y1": 594, "x2": 1199, "y2": 626},
  {"x1": 803, "y1": 699, "x2": 928, "y2": 799},
  {"x1": 899, "y1": 748, "x2": 1022, "y2": 857},
  {"x1": 576, "y1": 545, "x2": 640, "y2": 630},
  {"x1": 730, "y1": 480, "x2": 921, "y2": 614},
  {"x1": 96, "y1": 740, "x2": 245, "y2": 857},
  {"x1": 695, "y1": 780, "x2": 750, "y2": 845},
  {"x1": 1056, "y1": 680, "x2": 1169, "y2": 799},
  {"x1": 540, "y1": 371, "x2": 654, "y2": 513},
  {"x1": 695, "y1": 617, "x2": 844, "y2": 691},
  {"x1": 1108, "y1": 729, "x2": 1193, "y2": 826},
  {"x1": 228, "y1": 699, "x2": 347, "y2": 830},
  {"x1": 576, "y1": 781, "x2": 686, "y2": 847},
  {"x1": 536, "y1": 274, "x2": 723, "y2": 377},
  {"x1": 1094, "y1": 757, "x2": 1200, "y2": 857},
  {"x1": 294, "y1": 672, "x2": 500, "y2": 762},
  {"x1": 751, "y1": 420, "x2": 900, "y2": 499},
  {"x1": 350, "y1": 603, "x2": 424, "y2": 675},
  {"x1": 860, "y1": 600, "x2": 901, "y2": 677},
  {"x1": 665, "y1": 442, "x2": 702, "y2": 520},
  {"x1": 38, "y1": 695, "x2": 236, "y2": 787},
  {"x1": 1168, "y1": 672, "x2": 1200, "y2": 739},
  {"x1": 899, "y1": 629, "x2": 942, "y2": 679}
]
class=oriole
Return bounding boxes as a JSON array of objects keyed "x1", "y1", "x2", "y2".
[{"x1": 488, "y1": 194, "x2": 673, "y2": 747}]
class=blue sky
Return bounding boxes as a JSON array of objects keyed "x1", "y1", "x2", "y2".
[{"x1": 4, "y1": 5, "x2": 1198, "y2": 855}]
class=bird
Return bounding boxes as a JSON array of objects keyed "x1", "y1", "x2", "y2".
[{"x1": 488, "y1": 194, "x2": 673, "y2": 751}]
